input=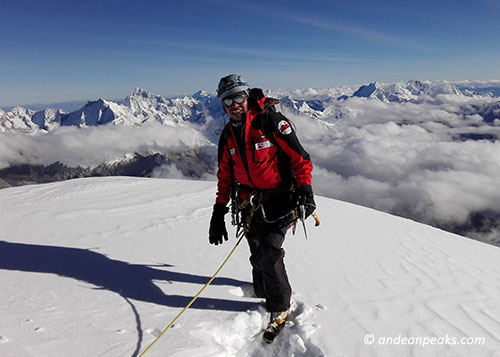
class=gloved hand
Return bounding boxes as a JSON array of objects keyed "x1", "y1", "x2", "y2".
[
  {"x1": 209, "y1": 203, "x2": 229, "y2": 245},
  {"x1": 294, "y1": 185, "x2": 316, "y2": 219}
]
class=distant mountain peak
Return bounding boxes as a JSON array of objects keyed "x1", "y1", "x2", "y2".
[
  {"x1": 193, "y1": 90, "x2": 210, "y2": 100},
  {"x1": 83, "y1": 98, "x2": 108, "y2": 107},
  {"x1": 352, "y1": 82, "x2": 379, "y2": 98},
  {"x1": 130, "y1": 88, "x2": 154, "y2": 98}
]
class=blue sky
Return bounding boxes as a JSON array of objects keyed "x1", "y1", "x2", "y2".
[{"x1": 1, "y1": 0, "x2": 499, "y2": 107}]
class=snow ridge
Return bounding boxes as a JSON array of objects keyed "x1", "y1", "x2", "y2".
[{"x1": 1, "y1": 177, "x2": 500, "y2": 356}]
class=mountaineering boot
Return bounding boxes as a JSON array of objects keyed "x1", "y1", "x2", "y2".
[{"x1": 263, "y1": 310, "x2": 288, "y2": 343}]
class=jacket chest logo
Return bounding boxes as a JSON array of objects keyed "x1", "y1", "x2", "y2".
[
  {"x1": 229, "y1": 148, "x2": 236, "y2": 155},
  {"x1": 254, "y1": 140, "x2": 273, "y2": 150}
]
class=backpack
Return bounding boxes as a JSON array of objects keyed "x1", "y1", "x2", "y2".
[
  {"x1": 249, "y1": 89, "x2": 297, "y2": 161},
  {"x1": 248, "y1": 89, "x2": 296, "y2": 189}
]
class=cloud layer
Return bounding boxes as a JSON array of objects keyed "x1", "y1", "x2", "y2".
[
  {"x1": 284, "y1": 93, "x2": 500, "y2": 243},
  {"x1": 0, "y1": 123, "x2": 214, "y2": 170}
]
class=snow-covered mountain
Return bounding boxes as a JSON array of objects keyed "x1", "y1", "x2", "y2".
[
  {"x1": 2, "y1": 80, "x2": 500, "y2": 135},
  {"x1": 0, "y1": 107, "x2": 64, "y2": 133},
  {"x1": 0, "y1": 88, "x2": 225, "y2": 135},
  {"x1": 348, "y1": 80, "x2": 464, "y2": 102},
  {"x1": 121, "y1": 88, "x2": 207, "y2": 127},
  {"x1": 1, "y1": 177, "x2": 499, "y2": 356},
  {"x1": 60, "y1": 99, "x2": 127, "y2": 127}
]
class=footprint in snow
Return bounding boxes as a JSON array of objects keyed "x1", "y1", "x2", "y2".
[
  {"x1": 190, "y1": 297, "x2": 325, "y2": 356},
  {"x1": 315, "y1": 303, "x2": 327, "y2": 310},
  {"x1": 247, "y1": 300, "x2": 325, "y2": 356},
  {"x1": 146, "y1": 328, "x2": 162, "y2": 337},
  {"x1": 229, "y1": 284, "x2": 263, "y2": 298}
]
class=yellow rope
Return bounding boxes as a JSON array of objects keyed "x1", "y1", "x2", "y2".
[{"x1": 138, "y1": 234, "x2": 245, "y2": 356}]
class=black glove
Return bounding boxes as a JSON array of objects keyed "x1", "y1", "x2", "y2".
[
  {"x1": 209, "y1": 203, "x2": 229, "y2": 245},
  {"x1": 294, "y1": 185, "x2": 316, "y2": 219}
]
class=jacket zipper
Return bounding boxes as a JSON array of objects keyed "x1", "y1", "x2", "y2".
[{"x1": 231, "y1": 115, "x2": 258, "y2": 189}]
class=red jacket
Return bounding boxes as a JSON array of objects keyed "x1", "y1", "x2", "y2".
[{"x1": 215, "y1": 90, "x2": 313, "y2": 205}]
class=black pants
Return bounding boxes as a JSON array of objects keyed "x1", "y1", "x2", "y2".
[{"x1": 244, "y1": 202, "x2": 292, "y2": 313}]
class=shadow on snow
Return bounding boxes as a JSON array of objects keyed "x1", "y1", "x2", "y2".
[{"x1": 0, "y1": 240, "x2": 257, "y2": 312}]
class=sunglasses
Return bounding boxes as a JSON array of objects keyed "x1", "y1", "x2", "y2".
[{"x1": 222, "y1": 94, "x2": 247, "y2": 107}]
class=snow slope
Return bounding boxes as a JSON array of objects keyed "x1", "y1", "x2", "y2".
[{"x1": 1, "y1": 177, "x2": 500, "y2": 356}]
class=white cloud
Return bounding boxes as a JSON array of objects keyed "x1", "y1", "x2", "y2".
[
  {"x1": 0, "y1": 123, "x2": 214, "y2": 169},
  {"x1": 286, "y1": 94, "x2": 500, "y2": 242}
]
